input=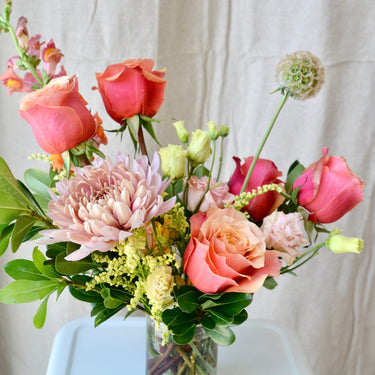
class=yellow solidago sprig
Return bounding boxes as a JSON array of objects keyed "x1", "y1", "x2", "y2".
[
  {"x1": 86, "y1": 227, "x2": 178, "y2": 322},
  {"x1": 229, "y1": 183, "x2": 284, "y2": 212}
]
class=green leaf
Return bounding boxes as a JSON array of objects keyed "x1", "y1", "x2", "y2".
[
  {"x1": 200, "y1": 314, "x2": 216, "y2": 330},
  {"x1": 127, "y1": 115, "x2": 140, "y2": 144},
  {"x1": 68, "y1": 285, "x2": 103, "y2": 304},
  {"x1": 4, "y1": 259, "x2": 49, "y2": 281},
  {"x1": 232, "y1": 309, "x2": 248, "y2": 326},
  {"x1": 200, "y1": 293, "x2": 252, "y2": 315},
  {"x1": 17, "y1": 179, "x2": 48, "y2": 218},
  {"x1": 172, "y1": 325, "x2": 196, "y2": 345},
  {"x1": 11, "y1": 215, "x2": 39, "y2": 252},
  {"x1": 206, "y1": 325, "x2": 236, "y2": 346},
  {"x1": 161, "y1": 307, "x2": 197, "y2": 336},
  {"x1": 61, "y1": 150, "x2": 71, "y2": 178},
  {"x1": 0, "y1": 224, "x2": 13, "y2": 257},
  {"x1": 0, "y1": 192, "x2": 30, "y2": 224},
  {"x1": 0, "y1": 279, "x2": 58, "y2": 303},
  {"x1": 193, "y1": 165, "x2": 210, "y2": 178},
  {"x1": 263, "y1": 277, "x2": 278, "y2": 290},
  {"x1": 55, "y1": 252, "x2": 96, "y2": 275},
  {"x1": 141, "y1": 120, "x2": 161, "y2": 146},
  {"x1": 206, "y1": 309, "x2": 233, "y2": 325},
  {"x1": 176, "y1": 285, "x2": 201, "y2": 313},
  {"x1": 94, "y1": 303, "x2": 126, "y2": 327},
  {"x1": 285, "y1": 160, "x2": 305, "y2": 194},
  {"x1": 33, "y1": 294, "x2": 50, "y2": 329},
  {"x1": 101, "y1": 288, "x2": 126, "y2": 309},
  {"x1": 0, "y1": 157, "x2": 30, "y2": 205},
  {"x1": 32, "y1": 247, "x2": 61, "y2": 279}
]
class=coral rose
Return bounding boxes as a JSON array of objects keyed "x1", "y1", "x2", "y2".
[
  {"x1": 229, "y1": 157, "x2": 284, "y2": 222},
  {"x1": 19, "y1": 76, "x2": 97, "y2": 154},
  {"x1": 293, "y1": 147, "x2": 364, "y2": 223},
  {"x1": 183, "y1": 207, "x2": 281, "y2": 294},
  {"x1": 261, "y1": 211, "x2": 307, "y2": 265},
  {"x1": 95, "y1": 58, "x2": 166, "y2": 123}
]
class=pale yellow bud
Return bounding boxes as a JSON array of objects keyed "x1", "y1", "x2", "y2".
[
  {"x1": 326, "y1": 230, "x2": 364, "y2": 254},
  {"x1": 207, "y1": 121, "x2": 219, "y2": 140},
  {"x1": 187, "y1": 129, "x2": 211, "y2": 166},
  {"x1": 173, "y1": 121, "x2": 189, "y2": 143},
  {"x1": 219, "y1": 125, "x2": 229, "y2": 137},
  {"x1": 159, "y1": 144, "x2": 187, "y2": 179}
]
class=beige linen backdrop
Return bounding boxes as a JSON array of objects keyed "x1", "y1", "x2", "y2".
[{"x1": 0, "y1": 1, "x2": 374, "y2": 374}]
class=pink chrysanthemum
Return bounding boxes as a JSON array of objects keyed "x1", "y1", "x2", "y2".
[{"x1": 41, "y1": 153, "x2": 175, "y2": 260}]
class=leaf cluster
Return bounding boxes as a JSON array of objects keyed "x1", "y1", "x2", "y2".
[{"x1": 161, "y1": 285, "x2": 252, "y2": 346}]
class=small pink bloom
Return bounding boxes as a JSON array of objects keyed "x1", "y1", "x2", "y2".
[
  {"x1": 261, "y1": 211, "x2": 307, "y2": 265},
  {"x1": 26, "y1": 34, "x2": 43, "y2": 57},
  {"x1": 183, "y1": 176, "x2": 234, "y2": 212},
  {"x1": 293, "y1": 147, "x2": 364, "y2": 223},
  {"x1": 229, "y1": 156, "x2": 284, "y2": 222},
  {"x1": 40, "y1": 153, "x2": 175, "y2": 260},
  {"x1": 40, "y1": 39, "x2": 64, "y2": 76},
  {"x1": 95, "y1": 58, "x2": 166, "y2": 123},
  {"x1": 0, "y1": 68, "x2": 34, "y2": 95},
  {"x1": 183, "y1": 207, "x2": 281, "y2": 294},
  {"x1": 15, "y1": 16, "x2": 29, "y2": 49},
  {"x1": 19, "y1": 75, "x2": 97, "y2": 154}
]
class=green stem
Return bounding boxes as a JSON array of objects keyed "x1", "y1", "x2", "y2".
[
  {"x1": 138, "y1": 121, "x2": 149, "y2": 160},
  {"x1": 6, "y1": 23, "x2": 44, "y2": 87},
  {"x1": 194, "y1": 140, "x2": 216, "y2": 213},
  {"x1": 280, "y1": 241, "x2": 325, "y2": 274},
  {"x1": 216, "y1": 135, "x2": 224, "y2": 181},
  {"x1": 240, "y1": 90, "x2": 290, "y2": 194}
]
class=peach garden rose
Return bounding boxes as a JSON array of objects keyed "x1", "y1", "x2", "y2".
[{"x1": 183, "y1": 207, "x2": 282, "y2": 294}]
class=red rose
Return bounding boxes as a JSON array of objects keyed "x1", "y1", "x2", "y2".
[
  {"x1": 183, "y1": 207, "x2": 281, "y2": 294},
  {"x1": 19, "y1": 76, "x2": 97, "y2": 154},
  {"x1": 229, "y1": 156, "x2": 284, "y2": 222},
  {"x1": 293, "y1": 147, "x2": 364, "y2": 223},
  {"x1": 95, "y1": 58, "x2": 166, "y2": 123}
]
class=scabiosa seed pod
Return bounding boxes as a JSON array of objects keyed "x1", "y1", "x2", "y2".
[{"x1": 275, "y1": 51, "x2": 325, "y2": 100}]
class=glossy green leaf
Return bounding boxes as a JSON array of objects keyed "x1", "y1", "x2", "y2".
[
  {"x1": 285, "y1": 160, "x2": 305, "y2": 194},
  {"x1": 0, "y1": 224, "x2": 13, "y2": 256},
  {"x1": 200, "y1": 314, "x2": 216, "y2": 330},
  {"x1": 0, "y1": 279, "x2": 57, "y2": 304},
  {"x1": 17, "y1": 179, "x2": 48, "y2": 218},
  {"x1": 0, "y1": 157, "x2": 30, "y2": 205},
  {"x1": 232, "y1": 309, "x2": 248, "y2": 326},
  {"x1": 206, "y1": 325, "x2": 235, "y2": 346},
  {"x1": 11, "y1": 215, "x2": 39, "y2": 252},
  {"x1": 206, "y1": 309, "x2": 233, "y2": 326},
  {"x1": 55, "y1": 251, "x2": 95, "y2": 275},
  {"x1": 176, "y1": 285, "x2": 201, "y2": 313},
  {"x1": 4, "y1": 259, "x2": 48, "y2": 281},
  {"x1": 0, "y1": 192, "x2": 30, "y2": 224},
  {"x1": 68, "y1": 285, "x2": 102, "y2": 304},
  {"x1": 94, "y1": 304, "x2": 126, "y2": 327},
  {"x1": 141, "y1": 120, "x2": 161, "y2": 146},
  {"x1": 193, "y1": 165, "x2": 210, "y2": 178},
  {"x1": 172, "y1": 325, "x2": 196, "y2": 345},
  {"x1": 33, "y1": 294, "x2": 50, "y2": 329},
  {"x1": 201, "y1": 293, "x2": 252, "y2": 315},
  {"x1": 32, "y1": 247, "x2": 61, "y2": 279},
  {"x1": 263, "y1": 277, "x2": 278, "y2": 290},
  {"x1": 24, "y1": 169, "x2": 51, "y2": 198}
]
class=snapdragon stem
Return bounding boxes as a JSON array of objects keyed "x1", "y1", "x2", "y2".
[
  {"x1": 5, "y1": 22, "x2": 44, "y2": 87},
  {"x1": 239, "y1": 90, "x2": 290, "y2": 194}
]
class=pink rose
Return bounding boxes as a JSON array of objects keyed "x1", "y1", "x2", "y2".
[
  {"x1": 293, "y1": 147, "x2": 364, "y2": 223},
  {"x1": 95, "y1": 58, "x2": 166, "y2": 123},
  {"x1": 183, "y1": 176, "x2": 234, "y2": 212},
  {"x1": 183, "y1": 207, "x2": 281, "y2": 294},
  {"x1": 229, "y1": 157, "x2": 284, "y2": 222},
  {"x1": 261, "y1": 211, "x2": 307, "y2": 265},
  {"x1": 19, "y1": 76, "x2": 98, "y2": 154}
]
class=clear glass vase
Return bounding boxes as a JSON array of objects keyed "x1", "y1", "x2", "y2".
[{"x1": 146, "y1": 317, "x2": 218, "y2": 375}]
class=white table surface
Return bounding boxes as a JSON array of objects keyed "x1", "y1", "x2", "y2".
[{"x1": 46, "y1": 316, "x2": 314, "y2": 375}]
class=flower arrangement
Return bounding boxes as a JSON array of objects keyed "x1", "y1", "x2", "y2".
[{"x1": 0, "y1": 3, "x2": 365, "y2": 374}]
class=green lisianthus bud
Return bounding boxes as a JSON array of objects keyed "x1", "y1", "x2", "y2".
[
  {"x1": 173, "y1": 121, "x2": 189, "y2": 144},
  {"x1": 275, "y1": 50, "x2": 325, "y2": 100},
  {"x1": 325, "y1": 230, "x2": 364, "y2": 254},
  {"x1": 187, "y1": 129, "x2": 211, "y2": 167},
  {"x1": 159, "y1": 144, "x2": 187, "y2": 179},
  {"x1": 219, "y1": 125, "x2": 229, "y2": 137},
  {"x1": 207, "y1": 121, "x2": 219, "y2": 140}
]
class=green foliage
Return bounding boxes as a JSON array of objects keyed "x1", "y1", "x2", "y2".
[
  {"x1": 11, "y1": 216, "x2": 39, "y2": 252},
  {"x1": 285, "y1": 160, "x2": 305, "y2": 195},
  {"x1": 4, "y1": 259, "x2": 49, "y2": 281},
  {"x1": 0, "y1": 224, "x2": 13, "y2": 256},
  {"x1": 0, "y1": 192, "x2": 30, "y2": 224},
  {"x1": 161, "y1": 285, "x2": 252, "y2": 346},
  {"x1": 263, "y1": 277, "x2": 278, "y2": 290}
]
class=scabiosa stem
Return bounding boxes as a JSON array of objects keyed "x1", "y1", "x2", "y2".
[{"x1": 240, "y1": 90, "x2": 290, "y2": 194}]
